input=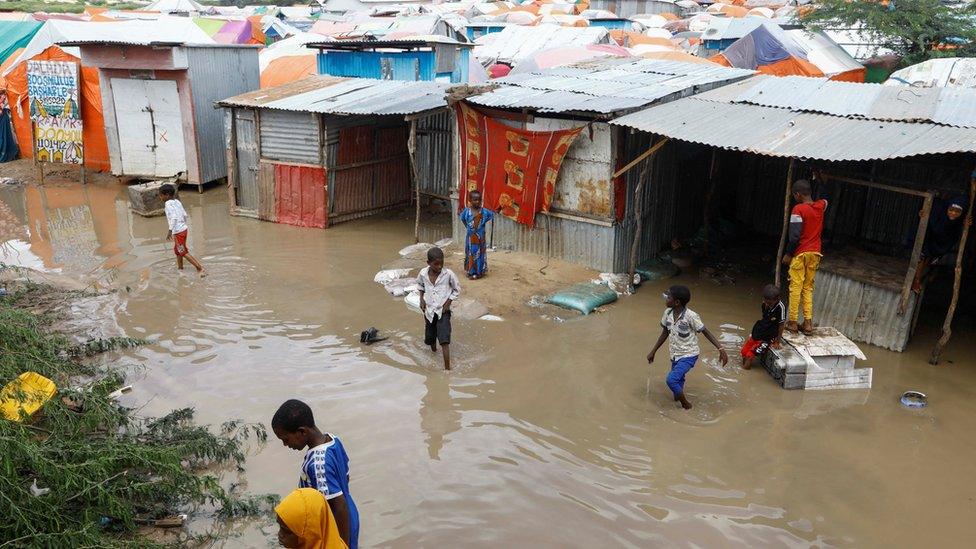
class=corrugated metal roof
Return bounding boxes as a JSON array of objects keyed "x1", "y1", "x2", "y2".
[
  {"x1": 727, "y1": 75, "x2": 976, "y2": 128},
  {"x1": 217, "y1": 76, "x2": 448, "y2": 116},
  {"x1": 466, "y1": 58, "x2": 754, "y2": 115},
  {"x1": 306, "y1": 36, "x2": 471, "y2": 49},
  {"x1": 610, "y1": 96, "x2": 976, "y2": 161}
]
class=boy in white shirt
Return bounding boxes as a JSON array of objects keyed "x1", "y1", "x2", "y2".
[
  {"x1": 417, "y1": 247, "x2": 460, "y2": 370},
  {"x1": 159, "y1": 184, "x2": 205, "y2": 277},
  {"x1": 646, "y1": 285, "x2": 728, "y2": 410}
]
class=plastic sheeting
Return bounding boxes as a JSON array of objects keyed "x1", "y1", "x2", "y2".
[
  {"x1": 261, "y1": 55, "x2": 317, "y2": 88},
  {"x1": 274, "y1": 163, "x2": 327, "y2": 229},
  {"x1": 0, "y1": 21, "x2": 42, "y2": 64},
  {"x1": 4, "y1": 46, "x2": 109, "y2": 171}
]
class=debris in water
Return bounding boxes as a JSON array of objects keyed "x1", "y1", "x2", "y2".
[
  {"x1": 900, "y1": 391, "x2": 927, "y2": 408},
  {"x1": 479, "y1": 315, "x2": 504, "y2": 322},
  {"x1": 360, "y1": 327, "x2": 387, "y2": 345}
]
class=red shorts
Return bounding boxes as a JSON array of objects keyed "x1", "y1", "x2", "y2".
[
  {"x1": 173, "y1": 230, "x2": 189, "y2": 257},
  {"x1": 740, "y1": 337, "x2": 770, "y2": 360}
]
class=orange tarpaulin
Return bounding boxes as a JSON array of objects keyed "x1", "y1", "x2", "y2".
[
  {"x1": 456, "y1": 102, "x2": 583, "y2": 227},
  {"x1": 4, "y1": 46, "x2": 109, "y2": 171},
  {"x1": 261, "y1": 55, "x2": 317, "y2": 88}
]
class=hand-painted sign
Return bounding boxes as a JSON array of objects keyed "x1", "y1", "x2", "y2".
[{"x1": 27, "y1": 60, "x2": 83, "y2": 164}]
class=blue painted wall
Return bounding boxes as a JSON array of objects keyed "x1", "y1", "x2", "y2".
[
  {"x1": 465, "y1": 25, "x2": 506, "y2": 41},
  {"x1": 318, "y1": 49, "x2": 468, "y2": 83}
]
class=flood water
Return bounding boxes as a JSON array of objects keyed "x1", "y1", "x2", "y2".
[{"x1": 2, "y1": 180, "x2": 975, "y2": 548}]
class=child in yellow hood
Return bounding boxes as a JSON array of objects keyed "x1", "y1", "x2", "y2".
[{"x1": 275, "y1": 488, "x2": 348, "y2": 549}]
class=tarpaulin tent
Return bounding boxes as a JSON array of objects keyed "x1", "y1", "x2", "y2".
[
  {"x1": 214, "y1": 20, "x2": 252, "y2": 45},
  {"x1": 0, "y1": 21, "x2": 42, "y2": 64},
  {"x1": 2, "y1": 19, "x2": 213, "y2": 170},
  {"x1": 261, "y1": 56, "x2": 317, "y2": 88},
  {"x1": 712, "y1": 22, "x2": 864, "y2": 82},
  {"x1": 0, "y1": 47, "x2": 25, "y2": 162},
  {"x1": 145, "y1": 0, "x2": 205, "y2": 14},
  {"x1": 259, "y1": 32, "x2": 323, "y2": 88}
]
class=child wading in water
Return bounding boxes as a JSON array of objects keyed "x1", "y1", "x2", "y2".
[
  {"x1": 740, "y1": 284, "x2": 786, "y2": 370},
  {"x1": 159, "y1": 184, "x2": 206, "y2": 277},
  {"x1": 459, "y1": 190, "x2": 494, "y2": 279},
  {"x1": 647, "y1": 285, "x2": 728, "y2": 410},
  {"x1": 417, "y1": 246, "x2": 460, "y2": 370},
  {"x1": 272, "y1": 400, "x2": 359, "y2": 549}
]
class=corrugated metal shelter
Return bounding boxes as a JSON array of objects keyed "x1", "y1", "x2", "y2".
[
  {"x1": 611, "y1": 75, "x2": 976, "y2": 352},
  {"x1": 217, "y1": 76, "x2": 452, "y2": 228},
  {"x1": 67, "y1": 41, "x2": 259, "y2": 190},
  {"x1": 453, "y1": 58, "x2": 754, "y2": 272},
  {"x1": 311, "y1": 37, "x2": 473, "y2": 84}
]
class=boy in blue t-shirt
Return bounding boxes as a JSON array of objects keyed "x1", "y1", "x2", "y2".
[{"x1": 272, "y1": 399, "x2": 359, "y2": 549}]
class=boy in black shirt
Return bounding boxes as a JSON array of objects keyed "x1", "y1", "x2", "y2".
[{"x1": 740, "y1": 284, "x2": 786, "y2": 370}]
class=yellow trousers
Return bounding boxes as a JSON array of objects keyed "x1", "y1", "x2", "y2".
[{"x1": 788, "y1": 252, "x2": 821, "y2": 322}]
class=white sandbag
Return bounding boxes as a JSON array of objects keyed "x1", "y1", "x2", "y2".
[
  {"x1": 399, "y1": 243, "x2": 434, "y2": 257},
  {"x1": 479, "y1": 314, "x2": 504, "y2": 322},
  {"x1": 404, "y1": 290, "x2": 422, "y2": 312},
  {"x1": 384, "y1": 278, "x2": 418, "y2": 297},
  {"x1": 374, "y1": 268, "x2": 412, "y2": 284}
]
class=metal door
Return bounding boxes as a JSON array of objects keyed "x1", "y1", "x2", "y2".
[
  {"x1": 111, "y1": 78, "x2": 186, "y2": 177},
  {"x1": 234, "y1": 110, "x2": 259, "y2": 212}
]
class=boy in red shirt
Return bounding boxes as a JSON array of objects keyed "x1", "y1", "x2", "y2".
[{"x1": 783, "y1": 179, "x2": 827, "y2": 334}]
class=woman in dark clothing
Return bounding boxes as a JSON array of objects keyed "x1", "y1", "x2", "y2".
[{"x1": 912, "y1": 196, "x2": 968, "y2": 293}]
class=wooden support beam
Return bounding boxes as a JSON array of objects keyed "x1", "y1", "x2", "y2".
[
  {"x1": 408, "y1": 119, "x2": 421, "y2": 244},
  {"x1": 627, "y1": 137, "x2": 668, "y2": 289},
  {"x1": 775, "y1": 159, "x2": 796, "y2": 288},
  {"x1": 819, "y1": 173, "x2": 929, "y2": 197},
  {"x1": 898, "y1": 192, "x2": 934, "y2": 315},
  {"x1": 225, "y1": 110, "x2": 238, "y2": 211},
  {"x1": 702, "y1": 149, "x2": 719, "y2": 257},
  {"x1": 930, "y1": 176, "x2": 976, "y2": 364},
  {"x1": 613, "y1": 138, "x2": 669, "y2": 179}
]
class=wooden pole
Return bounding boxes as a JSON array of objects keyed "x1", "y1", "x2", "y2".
[
  {"x1": 613, "y1": 139, "x2": 668, "y2": 179},
  {"x1": 774, "y1": 159, "x2": 796, "y2": 287},
  {"x1": 898, "y1": 192, "x2": 934, "y2": 315},
  {"x1": 408, "y1": 119, "x2": 421, "y2": 243},
  {"x1": 929, "y1": 177, "x2": 976, "y2": 364},
  {"x1": 702, "y1": 149, "x2": 719, "y2": 257},
  {"x1": 627, "y1": 137, "x2": 668, "y2": 290}
]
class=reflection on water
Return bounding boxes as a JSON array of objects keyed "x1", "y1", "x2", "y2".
[{"x1": 2, "y1": 180, "x2": 975, "y2": 547}]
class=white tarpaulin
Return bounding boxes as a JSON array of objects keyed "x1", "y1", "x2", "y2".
[
  {"x1": 474, "y1": 25, "x2": 610, "y2": 64},
  {"x1": 886, "y1": 58, "x2": 976, "y2": 89}
]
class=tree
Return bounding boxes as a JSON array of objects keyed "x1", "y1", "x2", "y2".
[{"x1": 801, "y1": 0, "x2": 976, "y2": 65}]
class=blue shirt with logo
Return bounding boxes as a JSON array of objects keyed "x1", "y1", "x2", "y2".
[{"x1": 299, "y1": 435, "x2": 360, "y2": 548}]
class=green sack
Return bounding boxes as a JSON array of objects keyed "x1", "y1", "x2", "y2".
[{"x1": 546, "y1": 283, "x2": 618, "y2": 315}]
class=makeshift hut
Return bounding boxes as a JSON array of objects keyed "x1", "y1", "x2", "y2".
[
  {"x1": 1, "y1": 19, "x2": 213, "y2": 172},
  {"x1": 712, "y1": 22, "x2": 865, "y2": 82},
  {"x1": 64, "y1": 41, "x2": 259, "y2": 190},
  {"x1": 217, "y1": 76, "x2": 453, "y2": 228},
  {"x1": 451, "y1": 58, "x2": 753, "y2": 271},
  {"x1": 145, "y1": 0, "x2": 206, "y2": 15},
  {"x1": 610, "y1": 75, "x2": 976, "y2": 357},
  {"x1": 311, "y1": 37, "x2": 473, "y2": 83}
]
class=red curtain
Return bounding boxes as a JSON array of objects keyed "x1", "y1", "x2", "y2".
[
  {"x1": 274, "y1": 163, "x2": 327, "y2": 229},
  {"x1": 456, "y1": 102, "x2": 583, "y2": 227}
]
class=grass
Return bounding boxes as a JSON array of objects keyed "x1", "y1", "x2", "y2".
[{"x1": 0, "y1": 278, "x2": 274, "y2": 547}]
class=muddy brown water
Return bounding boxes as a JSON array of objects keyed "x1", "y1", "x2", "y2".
[{"x1": 1, "y1": 181, "x2": 975, "y2": 548}]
